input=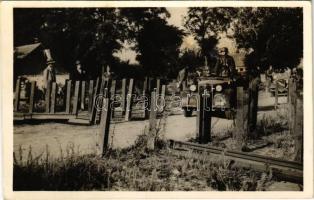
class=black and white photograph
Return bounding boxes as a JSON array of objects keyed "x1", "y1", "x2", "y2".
[{"x1": 1, "y1": 1, "x2": 313, "y2": 198}]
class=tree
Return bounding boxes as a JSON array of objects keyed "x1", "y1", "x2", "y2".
[
  {"x1": 14, "y1": 8, "x2": 127, "y2": 77},
  {"x1": 184, "y1": 7, "x2": 236, "y2": 61},
  {"x1": 120, "y1": 8, "x2": 184, "y2": 78},
  {"x1": 136, "y1": 18, "x2": 184, "y2": 78},
  {"x1": 230, "y1": 8, "x2": 303, "y2": 70}
]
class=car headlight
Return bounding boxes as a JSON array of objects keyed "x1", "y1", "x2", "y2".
[
  {"x1": 189, "y1": 85, "x2": 197, "y2": 92},
  {"x1": 215, "y1": 85, "x2": 222, "y2": 92}
]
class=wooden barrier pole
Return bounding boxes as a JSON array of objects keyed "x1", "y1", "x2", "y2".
[
  {"x1": 121, "y1": 78, "x2": 127, "y2": 114},
  {"x1": 65, "y1": 80, "x2": 72, "y2": 114},
  {"x1": 72, "y1": 81, "x2": 80, "y2": 115},
  {"x1": 45, "y1": 80, "x2": 51, "y2": 113},
  {"x1": 50, "y1": 82, "x2": 57, "y2": 113},
  {"x1": 147, "y1": 90, "x2": 157, "y2": 150},
  {"x1": 275, "y1": 81, "x2": 279, "y2": 109},
  {"x1": 88, "y1": 80, "x2": 94, "y2": 113},
  {"x1": 80, "y1": 81, "x2": 86, "y2": 110},
  {"x1": 14, "y1": 78, "x2": 21, "y2": 112},
  {"x1": 28, "y1": 81, "x2": 36, "y2": 113},
  {"x1": 97, "y1": 98, "x2": 112, "y2": 155},
  {"x1": 125, "y1": 78, "x2": 134, "y2": 121}
]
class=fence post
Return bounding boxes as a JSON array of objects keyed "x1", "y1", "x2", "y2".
[
  {"x1": 147, "y1": 90, "x2": 157, "y2": 150},
  {"x1": 65, "y1": 80, "x2": 72, "y2": 114},
  {"x1": 142, "y1": 77, "x2": 148, "y2": 119},
  {"x1": 110, "y1": 80, "x2": 116, "y2": 118},
  {"x1": 97, "y1": 98, "x2": 112, "y2": 155},
  {"x1": 160, "y1": 84, "x2": 166, "y2": 112},
  {"x1": 14, "y1": 78, "x2": 21, "y2": 112},
  {"x1": 72, "y1": 81, "x2": 80, "y2": 115},
  {"x1": 275, "y1": 81, "x2": 279, "y2": 109},
  {"x1": 50, "y1": 82, "x2": 57, "y2": 114},
  {"x1": 125, "y1": 78, "x2": 134, "y2": 121},
  {"x1": 89, "y1": 77, "x2": 100, "y2": 124},
  {"x1": 94, "y1": 78, "x2": 106, "y2": 124},
  {"x1": 293, "y1": 95, "x2": 303, "y2": 162},
  {"x1": 45, "y1": 80, "x2": 51, "y2": 113},
  {"x1": 248, "y1": 78, "x2": 259, "y2": 137},
  {"x1": 198, "y1": 88, "x2": 211, "y2": 144},
  {"x1": 88, "y1": 80, "x2": 94, "y2": 113},
  {"x1": 235, "y1": 86, "x2": 248, "y2": 149},
  {"x1": 28, "y1": 81, "x2": 36, "y2": 114},
  {"x1": 121, "y1": 78, "x2": 127, "y2": 114},
  {"x1": 156, "y1": 79, "x2": 160, "y2": 96},
  {"x1": 80, "y1": 81, "x2": 86, "y2": 110}
]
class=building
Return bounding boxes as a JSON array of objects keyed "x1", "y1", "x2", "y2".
[{"x1": 14, "y1": 43, "x2": 69, "y2": 88}]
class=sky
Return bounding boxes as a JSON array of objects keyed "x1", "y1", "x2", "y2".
[{"x1": 113, "y1": 7, "x2": 237, "y2": 64}]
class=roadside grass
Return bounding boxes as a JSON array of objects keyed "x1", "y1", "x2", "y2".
[{"x1": 13, "y1": 134, "x2": 273, "y2": 191}]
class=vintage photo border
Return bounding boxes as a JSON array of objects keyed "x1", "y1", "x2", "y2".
[{"x1": 0, "y1": 1, "x2": 313, "y2": 199}]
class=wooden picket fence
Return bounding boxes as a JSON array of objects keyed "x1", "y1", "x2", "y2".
[{"x1": 13, "y1": 76, "x2": 168, "y2": 124}]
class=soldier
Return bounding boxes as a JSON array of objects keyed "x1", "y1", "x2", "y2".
[
  {"x1": 70, "y1": 60, "x2": 87, "y2": 81},
  {"x1": 214, "y1": 47, "x2": 237, "y2": 79},
  {"x1": 42, "y1": 59, "x2": 56, "y2": 90}
]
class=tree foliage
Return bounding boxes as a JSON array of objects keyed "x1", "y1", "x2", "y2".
[
  {"x1": 184, "y1": 8, "x2": 235, "y2": 57},
  {"x1": 231, "y1": 7, "x2": 303, "y2": 70},
  {"x1": 184, "y1": 7, "x2": 303, "y2": 71},
  {"x1": 14, "y1": 8, "x2": 183, "y2": 78}
]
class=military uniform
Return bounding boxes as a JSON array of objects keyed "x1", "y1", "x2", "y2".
[{"x1": 214, "y1": 55, "x2": 236, "y2": 78}]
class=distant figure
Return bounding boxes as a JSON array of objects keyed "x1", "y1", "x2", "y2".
[
  {"x1": 265, "y1": 65, "x2": 273, "y2": 91},
  {"x1": 103, "y1": 65, "x2": 112, "y2": 79},
  {"x1": 71, "y1": 60, "x2": 87, "y2": 81},
  {"x1": 214, "y1": 47, "x2": 237, "y2": 78},
  {"x1": 176, "y1": 67, "x2": 188, "y2": 89},
  {"x1": 42, "y1": 59, "x2": 56, "y2": 89}
]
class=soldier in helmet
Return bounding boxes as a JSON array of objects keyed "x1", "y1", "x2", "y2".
[{"x1": 214, "y1": 47, "x2": 237, "y2": 79}]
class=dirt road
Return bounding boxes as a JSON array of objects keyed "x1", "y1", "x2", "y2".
[{"x1": 14, "y1": 90, "x2": 287, "y2": 159}]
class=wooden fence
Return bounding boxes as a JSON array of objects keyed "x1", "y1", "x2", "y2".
[{"x1": 13, "y1": 76, "x2": 167, "y2": 124}]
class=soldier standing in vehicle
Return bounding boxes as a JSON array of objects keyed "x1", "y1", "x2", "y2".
[{"x1": 214, "y1": 47, "x2": 237, "y2": 79}]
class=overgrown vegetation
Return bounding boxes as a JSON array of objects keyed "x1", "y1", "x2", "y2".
[{"x1": 14, "y1": 132, "x2": 276, "y2": 191}]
